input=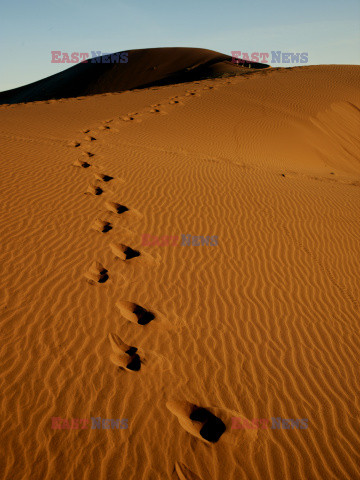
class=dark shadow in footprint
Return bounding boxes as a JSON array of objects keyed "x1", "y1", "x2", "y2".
[
  {"x1": 98, "y1": 272, "x2": 109, "y2": 283},
  {"x1": 125, "y1": 346, "x2": 138, "y2": 355},
  {"x1": 125, "y1": 348, "x2": 141, "y2": 371},
  {"x1": 115, "y1": 204, "x2": 129, "y2": 214},
  {"x1": 102, "y1": 223, "x2": 112, "y2": 233},
  {"x1": 95, "y1": 266, "x2": 109, "y2": 283},
  {"x1": 123, "y1": 246, "x2": 140, "y2": 260},
  {"x1": 133, "y1": 305, "x2": 155, "y2": 325},
  {"x1": 93, "y1": 186, "x2": 103, "y2": 195},
  {"x1": 84, "y1": 152, "x2": 95, "y2": 157},
  {"x1": 190, "y1": 407, "x2": 226, "y2": 443},
  {"x1": 86, "y1": 262, "x2": 109, "y2": 283}
]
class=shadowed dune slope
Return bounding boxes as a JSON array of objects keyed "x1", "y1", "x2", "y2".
[{"x1": 0, "y1": 47, "x2": 269, "y2": 104}]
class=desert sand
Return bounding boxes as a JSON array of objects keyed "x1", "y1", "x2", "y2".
[{"x1": 0, "y1": 55, "x2": 359, "y2": 480}]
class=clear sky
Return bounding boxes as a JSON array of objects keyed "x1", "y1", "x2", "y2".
[{"x1": 0, "y1": 0, "x2": 359, "y2": 91}]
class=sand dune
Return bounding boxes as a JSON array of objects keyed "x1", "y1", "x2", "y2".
[
  {"x1": 0, "y1": 47, "x2": 269, "y2": 105},
  {"x1": 0, "y1": 64, "x2": 359, "y2": 479}
]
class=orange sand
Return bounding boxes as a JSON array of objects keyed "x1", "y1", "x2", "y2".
[{"x1": 0, "y1": 64, "x2": 359, "y2": 480}]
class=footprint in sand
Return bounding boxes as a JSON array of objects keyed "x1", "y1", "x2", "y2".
[
  {"x1": 81, "y1": 129, "x2": 90, "y2": 133},
  {"x1": 116, "y1": 300, "x2": 173, "y2": 328},
  {"x1": 94, "y1": 173, "x2": 114, "y2": 182},
  {"x1": 82, "y1": 151, "x2": 95, "y2": 158},
  {"x1": 121, "y1": 114, "x2": 142, "y2": 122},
  {"x1": 110, "y1": 242, "x2": 159, "y2": 266},
  {"x1": 169, "y1": 99, "x2": 182, "y2": 105},
  {"x1": 105, "y1": 201, "x2": 130, "y2": 215},
  {"x1": 149, "y1": 107, "x2": 167, "y2": 115},
  {"x1": 85, "y1": 184, "x2": 103, "y2": 196},
  {"x1": 73, "y1": 159, "x2": 91, "y2": 168},
  {"x1": 108, "y1": 333, "x2": 142, "y2": 371},
  {"x1": 116, "y1": 300, "x2": 156, "y2": 325},
  {"x1": 109, "y1": 233, "x2": 159, "y2": 266},
  {"x1": 166, "y1": 401, "x2": 226, "y2": 443},
  {"x1": 85, "y1": 261, "x2": 109, "y2": 284},
  {"x1": 110, "y1": 243, "x2": 140, "y2": 260},
  {"x1": 84, "y1": 135, "x2": 96, "y2": 141},
  {"x1": 69, "y1": 141, "x2": 81, "y2": 147},
  {"x1": 92, "y1": 219, "x2": 113, "y2": 233},
  {"x1": 98, "y1": 125, "x2": 111, "y2": 130}
]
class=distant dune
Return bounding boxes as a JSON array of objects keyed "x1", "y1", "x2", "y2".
[{"x1": 0, "y1": 47, "x2": 269, "y2": 104}]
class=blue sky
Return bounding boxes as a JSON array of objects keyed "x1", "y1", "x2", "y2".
[{"x1": 0, "y1": 0, "x2": 359, "y2": 91}]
